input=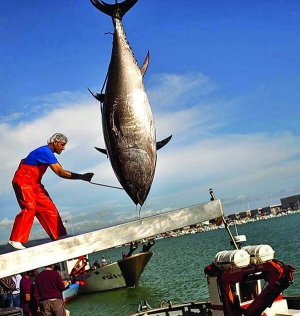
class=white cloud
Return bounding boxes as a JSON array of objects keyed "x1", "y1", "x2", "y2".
[
  {"x1": 0, "y1": 73, "x2": 299, "y2": 244},
  {"x1": 147, "y1": 72, "x2": 216, "y2": 111}
]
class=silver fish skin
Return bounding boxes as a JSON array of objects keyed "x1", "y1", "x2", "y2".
[{"x1": 91, "y1": 0, "x2": 156, "y2": 206}]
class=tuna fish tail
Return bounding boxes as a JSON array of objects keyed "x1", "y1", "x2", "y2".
[{"x1": 90, "y1": 0, "x2": 138, "y2": 19}]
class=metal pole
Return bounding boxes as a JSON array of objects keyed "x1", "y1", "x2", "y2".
[
  {"x1": 209, "y1": 188, "x2": 238, "y2": 250},
  {"x1": 90, "y1": 181, "x2": 124, "y2": 190}
]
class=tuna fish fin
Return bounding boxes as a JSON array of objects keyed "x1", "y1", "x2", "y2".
[
  {"x1": 90, "y1": 0, "x2": 138, "y2": 19},
  {"x1": 156, "y1": 135, "x2": 172, "y2": 150},
  {"x1": 95, "y1": 147, "x2": 108, "y2": 155},
  {"x1": 140, "y1": 51, "x2": 150, "y2": 77},
  {"x1": 88, "y1": 88, "x2": 105, "y2": 103}
]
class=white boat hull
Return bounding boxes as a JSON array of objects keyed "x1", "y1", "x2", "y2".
[
  {"x1": 78, "y1": 261, "x2": 126, "y2": 294},
  {"x1": 75, "y1": 252, "x2": 153, "y2": 294}
]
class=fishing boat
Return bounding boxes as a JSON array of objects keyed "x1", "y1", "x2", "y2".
[
  {"x1": 62, "y1": 283, "x2": 80, "y2": 304},
  {"x1": 129, "y1": 190, "x2": 300, "y2": 316},
  {"x1": 59, "y1": 240, "x2": 154, "y2": 300},
  {"x1": 130, "y1": 241, "x2": 300, "y2": 316}
]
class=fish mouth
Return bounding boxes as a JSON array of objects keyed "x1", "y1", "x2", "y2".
[{"x1": 115, "y1": 148, "x2": 156, "y2": 205}]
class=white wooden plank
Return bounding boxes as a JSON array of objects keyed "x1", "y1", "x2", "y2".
[{"x1": 0, "y1": 199, "x2": 223, "y2": 278}]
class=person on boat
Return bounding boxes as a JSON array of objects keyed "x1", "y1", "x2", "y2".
[
  {"x1": 122, "y1": 251, "x2": 127, "y2": 259},
  {"x1": 92, "y1": 260, "x2": 101, "y2": 269},
  {"x1": 8, "y1": 133, "x2": 94, "y2": 250},
  {"x1": 127, "y1": 241, "x2": 138, "y2": 257},
  {"x1": 101, "y1": 256, "x2": 107, "y2": 267},
  {"x1": 140, "y1": 240, "x2": 155, "y2": 253}
]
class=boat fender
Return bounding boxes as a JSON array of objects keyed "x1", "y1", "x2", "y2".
[
  {"x1": 144, "y1": 300, "x2": 152, "y2": 310},
  {"x1": 159, "y1": 300, "x2": 173, "y2": 308},
  {"x1": 137, "y1": 300, "x2": 152, "y2": 312},
  {"x1": 159, "y1": 301, "x2": 165, "y2": 308},
  {"x1": 137, "y1": 301, "x2": 143, "y2": 312}
]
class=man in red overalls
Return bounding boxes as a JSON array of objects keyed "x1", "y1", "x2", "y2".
[{"x1": 8, "y1": 133, "x2": 94, "y2": 250}]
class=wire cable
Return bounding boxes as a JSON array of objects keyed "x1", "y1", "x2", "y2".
[{"x1": 90, "y1": 181, "x2": 124, "y2": 190}]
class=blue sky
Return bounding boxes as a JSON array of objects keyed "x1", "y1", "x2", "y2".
[{"x1": 1, "y1": 0, "x2": 300, "y2": 244}]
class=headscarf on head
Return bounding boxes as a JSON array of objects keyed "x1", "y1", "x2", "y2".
[{"x1": 47, "y1": 133, "x2": 68, "y2": 144}]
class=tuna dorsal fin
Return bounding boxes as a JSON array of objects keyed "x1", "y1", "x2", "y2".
[
  {"x1": 156, "y1": 135, "x2": 172, "y2": 150},
  {"x1": 95, "y1": 147, "x2": 108, "y2": 155},
  {"x1": 90, "y1": 0, "x2": 139, "y2": 19},
  {"x1": 140, "y1": 51, "x2": 150, "y2": 77}
]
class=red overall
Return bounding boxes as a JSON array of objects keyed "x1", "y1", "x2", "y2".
[{"x1": 10, "y1": 161, "x2": 67, "y2": 243}]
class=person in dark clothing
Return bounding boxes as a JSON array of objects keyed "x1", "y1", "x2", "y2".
[
  {"x1": 127, "y1": 241, "x2": 138, "y2": 257},
  {"x1": 0, "y1": 276, "x2": 15, "y2": 308},
  {"x1": 34, "y1": 264, "x2": 68, "y2": 316},
  {"x1": 92, "y1": 260, "x2": 101, "y2": 269},
  {"x1": 20, "y1": 271, "x2": 32, "y2": 316},
  {"x1": 8, "y1": 133, "x2": 94, "y2": 250},
  {"x1": 141, "y1": 240, "x2": 155, "y2": 252},
  {"x1": 30, "y1": 270, "x2": 39, "y2": 316}
]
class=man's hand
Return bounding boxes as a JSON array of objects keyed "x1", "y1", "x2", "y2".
[
  {"x1": 70, "y1": 172, "x2": 94, "y2": 181},
  {"x1": 81, "y1": 173, "x2": 94, "y2": 182}
]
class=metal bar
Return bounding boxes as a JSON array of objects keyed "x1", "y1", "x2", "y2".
[
  {"x1": 209, "y1": 188, "x2": 238, "y2": 250},
  {"x1": 0, "y1": 199, "x2": 223, "y2": 278}
]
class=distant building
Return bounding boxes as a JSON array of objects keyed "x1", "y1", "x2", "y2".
[
  {"x1": 239, "y1": 211, "x2": 251, "y2": 219},
  {"x1": 228, "y1": 214, "x2": 238, "y2": 221},
  {"x1": 258, "y1": 206, "x2": 272, "y2": 216},
  {"x1": 281, "y1": 194, "x2": 300, "y2": 211},
  {"x1": 214, "y1": 194, "x2": 299, "y2": 225}
]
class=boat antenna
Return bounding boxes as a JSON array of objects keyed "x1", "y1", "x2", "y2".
[{"x1": 209, "y1": 188, "x2": 239, "y2": 250}]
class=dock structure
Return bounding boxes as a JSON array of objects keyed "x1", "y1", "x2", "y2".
[{"x1": 0, "y1": 199, "x2": 223, "y2": 278}]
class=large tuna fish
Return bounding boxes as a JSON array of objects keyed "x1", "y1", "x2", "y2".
[{"x1": 89, "y1": 0, "x2": 171, "y2": 206}]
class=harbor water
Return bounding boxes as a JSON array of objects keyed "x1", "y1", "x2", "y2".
[{"x1": 66, "y1": 212, "x2": 300, "y2": 315}]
